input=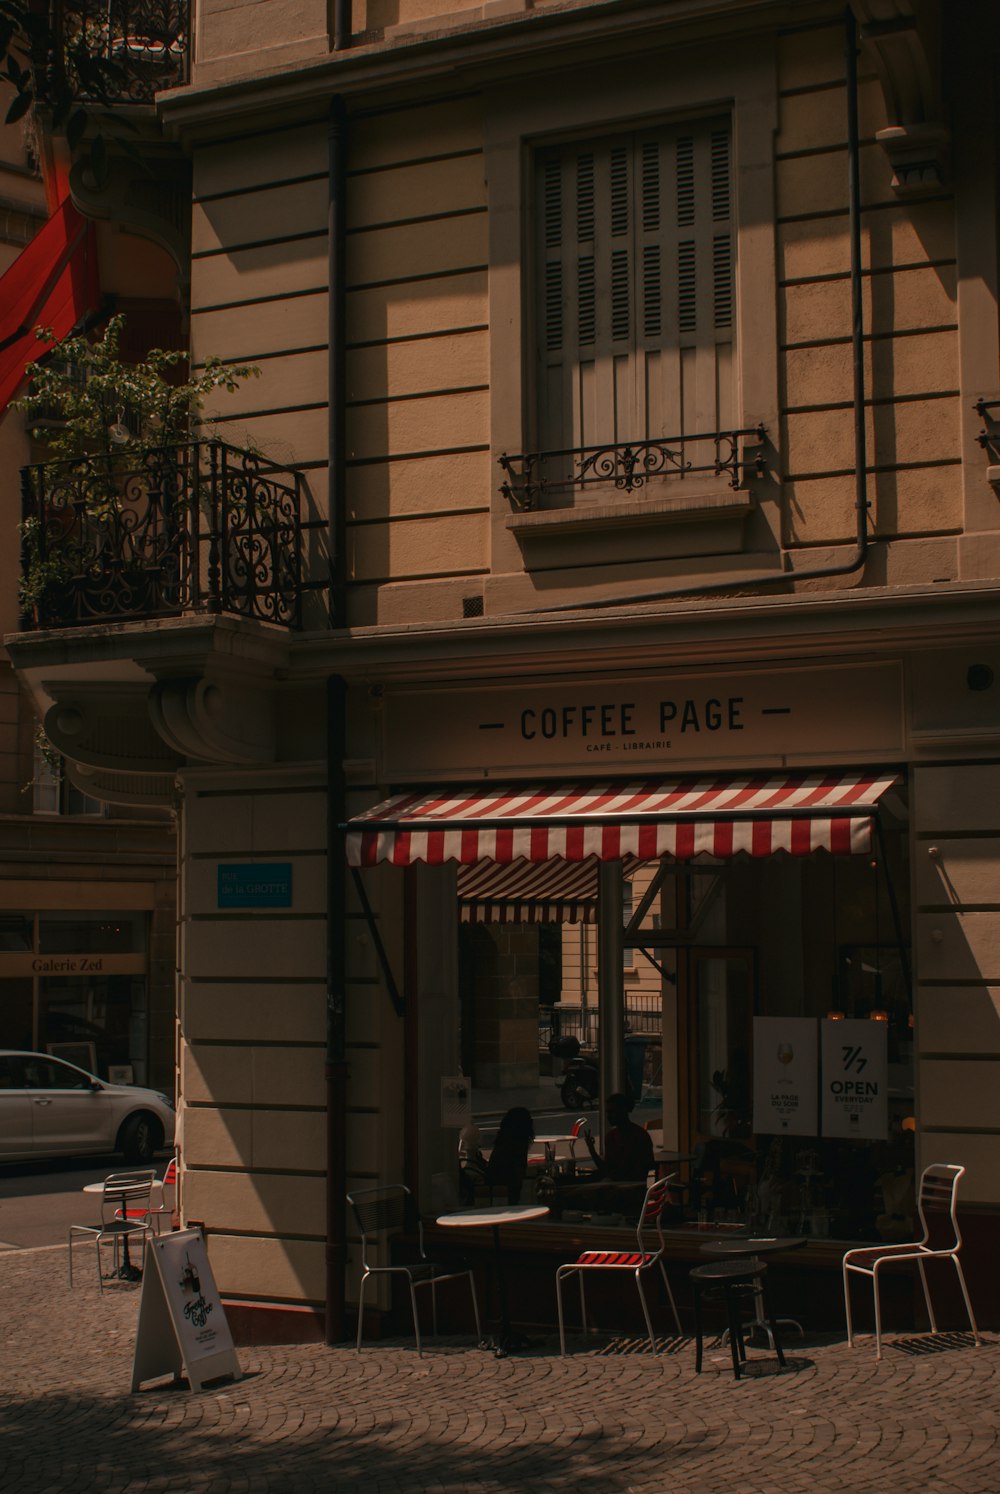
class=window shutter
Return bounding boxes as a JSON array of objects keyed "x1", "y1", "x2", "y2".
[{"x1": 536, "y1": 116, "x2": 734, "y2": 462}]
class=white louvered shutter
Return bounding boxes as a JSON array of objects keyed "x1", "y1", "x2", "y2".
[{"x1": 535, "y1": 117, "x2": 734, "y2": 476}]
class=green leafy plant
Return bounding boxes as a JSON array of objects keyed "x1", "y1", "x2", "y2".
[
  {"x1": 15, "y1": 314, "x2": 260, "y2": 618},
  {"x1": 15, "y1": 313, "x2": 259, "y2": 459},
  {"x1": 711, "y1": 1067, "x2": 752, "y2": 1138}
]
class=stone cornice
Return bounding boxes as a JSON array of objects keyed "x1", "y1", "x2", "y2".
[
  {"x1": 851, "y1": 0, "x2": 949, "y2": 195},
  {"x1": 156, "y1": 0, "x2": 810, "y2": 145},
  {"x1": 285, "y1": 580, "x2": 1000, "y2": 684}
]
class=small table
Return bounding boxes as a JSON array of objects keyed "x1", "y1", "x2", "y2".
[
  {"x1": 699, "y1": 1234, "x2": 807, "y2": 1346},
  {"x1": 436, "y1": 1204, "x2": 549, "y2": 1357},
  {"x1": 82, "y1": 1180, "x2": 157, "y2": 1281}
]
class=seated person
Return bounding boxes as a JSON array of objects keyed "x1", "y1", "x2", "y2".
[
  {"x1": 582, "y1": 1092, "x2": 655, "y2": 1182},
  {"x1": 550, "y1": 1093, "x2": 657, "y2": 1222},
  {"x1": 485, "y1": 1106, "x2": 535, "y2": 1205}
]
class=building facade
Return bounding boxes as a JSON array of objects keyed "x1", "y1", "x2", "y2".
[
  {"x1": 0, "y1": 117, "x2": 177, "y2": 1090},
  {"x1": 9, "y1": 0, "x2": 1000, "y2": 1336}
]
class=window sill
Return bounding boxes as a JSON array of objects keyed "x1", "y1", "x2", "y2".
[
  {"x1": 504, "y1": 481, "x2": 755, "y2": 569},
  {"x1": 505, "y1": 482, "x2": 753, "y2": 541}
]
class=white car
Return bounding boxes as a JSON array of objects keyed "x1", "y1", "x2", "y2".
[{"x1": 0, "y1": 1050, "x2": 174, "y2": 1164}]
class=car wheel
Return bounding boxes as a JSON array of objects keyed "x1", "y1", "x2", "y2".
[{"x1": 119, "y1": 1112, "x2": 164, "y2": 1165}]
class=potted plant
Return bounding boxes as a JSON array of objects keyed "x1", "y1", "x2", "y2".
[{"x1": 15, "y1": 314, "x2": 260, "y2": 621}]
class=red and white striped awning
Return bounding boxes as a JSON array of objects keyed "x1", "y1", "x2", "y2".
[
  {"x1": 346, "y1": 770, "x2": 898, "y2": 868},
  {"x1": 457, "y1": 856, "x2": 620, "y2": 924}
]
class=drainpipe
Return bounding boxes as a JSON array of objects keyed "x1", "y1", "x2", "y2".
[
  {"x1": 326, "y1": 674, "x2": 348, "y2": 1345},
  {"x1": 533, "y1": 6, "x2": 870, "y2": 615},
  {"x1": 328, "y1": 95, "x2": 348, "y2": 631},
  {"x1": 333, "y1": 0, "x2": 353, "y2": 52},
  {"x1": 325, "y1": 92, "x2": 349, "y2": 1345}
]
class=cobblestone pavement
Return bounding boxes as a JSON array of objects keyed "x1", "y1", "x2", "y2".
[{"x1": 1, "y1": 1245, "x2": 997, "y2": 1494}]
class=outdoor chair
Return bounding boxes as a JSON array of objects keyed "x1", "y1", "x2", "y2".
[
  {"x1": 348, "y1": 1183, "x2": 482, "y2": 1354},
  {"x1": 842, "y1": 1162, "x2": 982, "y2": 1361},
  {"x1": 149, "y1": 1156, "x2": 178, "y2": 1232},
  {"x1": 68, "y1": 1170, "x2": 155, "y2": 1291},
  {"x1": 114, "y1": 1156, "x2": 177, "y2": 1234},
  {"x1": 555, "y1": 1173, "x2": 683, "y2": 1354}
]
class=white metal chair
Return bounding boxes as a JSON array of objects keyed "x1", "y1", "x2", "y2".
[
  {"x1": 69, "y1": 1170, "x2": 156, "y2": 1291},
  {"x1": 348, "y1": 1183, "x2": 482, "y2": 1354},
  {"x1": 843, "y1": 1162, "x2": 982, "y2": 1360},
  {"x1": 555, "y1": 1173, "x2": 682, "y2": 1354},
  {"x1": 114, "y1": 1156, "x2": 177, "y2": 1233}
]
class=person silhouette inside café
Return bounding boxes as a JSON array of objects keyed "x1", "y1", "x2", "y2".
[
  {"x1": 583, "y1": 1091, "x2": 654, "y2": 1185},
  {"x1": 550, "y1": 1092, "x2": 655, "y2": 1221},
  {"x1": 485, "y1": 1106, "x2": 536, "y2": 1205}
]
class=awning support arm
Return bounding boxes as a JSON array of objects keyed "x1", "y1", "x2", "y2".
[
  {"x1": 624, "y1": 861, "x2": 672, "y2": 939},
  {"x1": 630, "y1": 941, "x2": 677, "y2": 986},
  {"x1": 349, "y1": 866, "x2": 405, "y2": 1017}
]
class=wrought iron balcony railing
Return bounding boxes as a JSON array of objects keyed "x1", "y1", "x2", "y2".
[
  {"x1": 498, "y1": 426, "x2": 767, "y2": 512},
  {"x1": 20, "y1": 440, "x2": 319, "y2": 631},
  {"x1": 48, "y1": 0, "x2": 190, "y2": 104}
]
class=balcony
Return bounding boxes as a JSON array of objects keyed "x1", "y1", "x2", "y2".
[
  {"x1": 499, "y1": 427, "x2": 767, "y2": 513},
  {"x1": 20, "y1": 440, "x2": 322, "y2": 632},
  {"x1": 48, "y1": 0, "x2": 190, "y2": 105}
]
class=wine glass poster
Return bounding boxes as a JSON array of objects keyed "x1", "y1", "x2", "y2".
[{"x1": 752, "y1": 1016, "x2": 819, "y2": 1136}]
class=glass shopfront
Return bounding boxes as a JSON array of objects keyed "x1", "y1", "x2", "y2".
[
  {"x1": 358, "y1": 772, "x2": 912, "y2": 1247},
  {"x1": 0, "y1": 912, "x2": 150, "y2": 1083},
  {"x1": 348, "y1": 666, "x2": 915, "y2": 1248}
]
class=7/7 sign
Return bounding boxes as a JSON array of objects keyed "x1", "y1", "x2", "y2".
[{"x1": 820, "y1": 1019, "x2": 888, "y2": 1140}]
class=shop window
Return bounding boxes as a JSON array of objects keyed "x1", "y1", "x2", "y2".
[
  {"x1": 0, "y1": 978, "x2": 34, "y2": 1050},
  {"x1": 691, "y1": 948, "x2": 755, "y2": 1141},
  {"x1": 0, "y1": 916, "x2": 32, "y2": 951},
  {"x1": 0, "y1": 913, "x2": 150, "y2": 1082},
  {"x1": 41, "y1": 974, "x2": 147, "y2": 1083},
  {"x1": 532, "y1": 119, "x2": 735, "y2": 482},
  {"x1": 39, "y1": 912, "x2": 146, "y2": 954}
]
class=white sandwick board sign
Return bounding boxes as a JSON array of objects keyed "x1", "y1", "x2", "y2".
[{"x1": 131, "y1": 1228, "x2": 241, "y2": 1393}]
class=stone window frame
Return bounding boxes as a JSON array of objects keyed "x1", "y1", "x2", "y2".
[{"x1": 485, "y1": 38, "x2": 780, "y2": 573}]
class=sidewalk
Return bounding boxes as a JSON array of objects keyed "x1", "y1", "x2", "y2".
[{"x1": 1, "y1": 1245, "x2": 997, "y2": 1493}]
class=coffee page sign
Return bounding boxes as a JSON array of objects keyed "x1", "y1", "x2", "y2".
[
  {"x1": 752, "y1": 1016, "x2": 818, "y2": 1136},
  {"x1": 820, "y1": 1019, "x2": 888, "y2": 1140},
  {"x1": 381, "y1": 662, "x2": 903, "y2": 779}
]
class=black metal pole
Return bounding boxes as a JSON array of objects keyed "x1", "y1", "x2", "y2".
[
  {"x1": 845, "y1": 4, "x2": 870, "y2": 559},
  {"x1": 325, "y1": 673, "x2": 349, "y2": 1345},
  {"x1": 328, "y1": 96, "x2": 348, "y2": 630}
]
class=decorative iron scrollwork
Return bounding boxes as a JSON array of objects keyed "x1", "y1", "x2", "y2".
[
  {"x1": 499, "y1": 426, "x2": 767, "y2": 511},
  {"x1": 50, "y1": 0, "x2": 189, "y2": 104},
  {"x1": 20, "y1": 440, "x2": 306, "y2": 630}
]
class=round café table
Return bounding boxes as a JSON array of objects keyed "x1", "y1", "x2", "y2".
[
  {"x1": 699, "y1": 1234, "x2": 807, "y2": 1347},
  {"x1": 82, "y1": 1179, "x2": 158, "y2": 1281},
  {"x1": 436, "y1": 1204, "x2": 549, "y2": 1357}
]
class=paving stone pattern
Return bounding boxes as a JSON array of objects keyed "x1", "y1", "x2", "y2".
[{"x1": 1, "y1": 1245, "x2": 997, "y2": 1493}]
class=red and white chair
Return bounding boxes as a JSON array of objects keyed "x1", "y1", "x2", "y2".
[{"x1": 555, "y1": 1173, "x2": 682, "y2": 1354}]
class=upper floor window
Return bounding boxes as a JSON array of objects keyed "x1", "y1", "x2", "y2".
[
  {"x1": 533, "y1": 116, "x2": 735, "y2": 474},
  {"x1": 33, "y1": 740, "x2": 107, "y2": 817}
]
